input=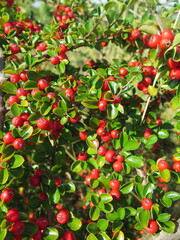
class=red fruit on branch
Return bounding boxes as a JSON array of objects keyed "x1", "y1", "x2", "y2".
[
  {"x1": 12, "y1": 138, "x2": 25, "y2": 150},
  {"x1": 11, "y1": 221, "x2": 25, "y2": 236},
  {"x1": 1, "y1": 188, "x2": 14, "y2": 202},
  {"x1": 56, "y1": 209, "x2": 69, "y2": 224},
  {"x1": 142, "y1": 198, "x2": 153, "y2": 210},
  {"x1": 144, "y1": 219, "x2": 158, "y2": 234}
]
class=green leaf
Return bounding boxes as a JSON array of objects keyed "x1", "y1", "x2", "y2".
[
  {"x1": 59, "y1": 61, "x2": 65, "y2": 73},
  {"x1": 87, "y1": 223, "x2": 99, "y2": 234},
  {"x1": 98, "y1": 177, "x2": 110, "y2": 190},
  {"x1": 105, "y1": 1, "x2": 117, "y2": 10},
  {"x1": 160, "y1": 169, "x2": 171, "y2": 182},
  {"x1": 81, "y1": 100, "x2": 98, "y2": 109},
  {"x1": 89, "y1": 206, "x2": 100, "y2": 221},
  {"x1": 117, "y1": 208, "x2": 125, "y2": 220},
  {"x1": 158, "y1": 129, "x2": 169, "y2": 139},
  {"x1": 143, "y1": 183, "x2": 155, "y2": 197},
  {"x1": 106, "y1": 211, "x2": 118, "y2": 221},
  {"x1": 68, "y1": 217, "x2": 82, "y2": 231},
  {"x1": 139, "y1": 209, "x2": 150, "y2": 228},
  {"x1": 164, "y1": 191, "x2": 180, "y2": 201},
  {"x1": 160, "y1": 221, "x2": 176, "y2": 234},
  {"x1": 0, "y1": 81, "x2": 17, "y2": 94},
  {"x1": 123, "y1": 140, "x2": 139, "y2": 151},
  {"x1": 28, "y1": 197, "x2": 41, "y2": 209},
  {"x1": 63, "y1": 181, "x2": 76, "y2": 193},
  {"x1": 170, "y1": 96, "x2": 180, "y2": 110},
  {"x1": 125, "y1": 155, "x2": 143, "y2": 168},
  {"x1": 0, "y1": 168, "x2": 9, "y2": 185},
  {"x1": 40, "y1": 102, "x2": 52, "y2": 116},
  {"x1": 172, "y1": 33, "x2": 180, "y2": 46},
  {"x1": 135, "y1": 183, "x2": 144, "y2": 199},
  {"x1": 148, "y1": 85, "x2": 158, "y2": 96},
  {"x1": 157, "y1": 213, "x2": 171, "y2": 222},
  {"x1": 120, "y1": 182, "x2": 134, "y2": 194},
  {"x1": 1, "y1": 145, "x2": 15, "y2": 161},
  {"x1": 161, "y1": 196, "x2": 172, "y2": 208},
  {"x1": 11, "y1": 103, "x2": 21, "y2": 116},
  {"x1": 25, "y1": 53, "x2": 32, "y2": 66},
  {"x1": 112, "y1": 220, "x2": 124, "y2": 233},
  {"x1": 107, "y1": 104, "x2": 118, "y2": 119},
  {"x1": 99, "y1": 193, "x2": 113, "y2": 203},
  {"x1": 24, "y1": 80, "x2": 37, "y2": 90},
  {"x1": 97, "y1": 231, "x2": 111, "y2": 240},
  {"x1": 0, "y1": 229, "x2": 7, "y2": 240},
  {"x1": 43, "y1": 227, "x2": 59, "y2": 240},
  {"x1": 24, "y1": 222, "x2": 38, "y2": 236},
  {"x1": 97, "y1": 219, "x2": 109, "y2": 231},
  {"x1": 9, "y1": 155, "x2": 25, "y2": 168},
  {"x1": 139, "y1": 25, "x2": 158, "y2": 35},
  {"x1": 112, "y1": 230, "x2": 125, "y2": 240},
  {"x1": 146, "y1": 135, "x2": 158, "y2": 145},
  {"x1": 20, "y1": 125, "x2": 33, "y2": 140},
  {"x1": 87, "y1": 234, "x2": 98, "y2": 240}
]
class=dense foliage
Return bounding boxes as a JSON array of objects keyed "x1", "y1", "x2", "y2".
[{"x1": 0, "y1": 0, "x2": 180, "y2": 239}]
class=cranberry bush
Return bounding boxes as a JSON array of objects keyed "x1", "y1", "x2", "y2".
[{"x1": 0, "y1": 0, "x2": 180, "y2": 239}]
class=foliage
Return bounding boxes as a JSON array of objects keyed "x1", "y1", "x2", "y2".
[{"x1": 0, "y1": 0, "x2": 180, "y2": 239}]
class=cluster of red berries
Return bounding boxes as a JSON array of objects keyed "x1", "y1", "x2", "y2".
[{"x1": 54, "y1": 4, "x2": 76, "y2": 30}]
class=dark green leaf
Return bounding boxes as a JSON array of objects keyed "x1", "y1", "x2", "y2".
[
  {"x1": 0, "y1": 81, "x2": 17, "y2": 94},
  {"x1": 125, "y1": 155, "x2": 143, "y2": 168}
]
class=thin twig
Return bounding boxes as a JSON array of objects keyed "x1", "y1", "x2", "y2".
[
  {"x1": 173, "y1": 10, "x2": 180, "y2": 29},
  {"x1": 0, "y1": 47, "x2": 6, "y2": 131},
  {"x1": 141, "y1": 71, "x2": 161, "y2": 124},
  {"x1": 65, "y1": 148, "x2": 76, "y2": 161},
  {"x1": 84, "y1": 11, "x2": 107, "y2": 39}
]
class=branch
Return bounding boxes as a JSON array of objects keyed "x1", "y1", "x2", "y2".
[
  {"x1": 140, "y1": 219, "x2": 180, "y2": 240},
  {"x1": 141, "y1": 71, "x2": 161, "y2": 124}
]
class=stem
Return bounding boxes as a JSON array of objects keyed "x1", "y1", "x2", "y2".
[
  {"x1": 154, "y1": 11, "x2": 164, "y2": 32},
  {"x1": 173, "y1": 10, "x2": 180, "y2": 29},
  {"x1": 131, "y1": 191, "x2": 142, "y2": 203},
  {"x1": 141, "y1": 71, "x2": 161, "y2": 124},
  {"x1": 65, "y1": 148, "x2": 77, "y2": 161},
  {"x1": 0, "y1": 47, "x2": 6, "y2": 131},
  {"x1": 84, "y1": 11, "x2": 107, "y2": 39}
]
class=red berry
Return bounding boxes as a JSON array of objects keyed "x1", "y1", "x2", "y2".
[
  {"x1": 36, "y1": 217, "x2": 49, "y2": 230},
  {"x1": 148, "y1": 34, "x2": 161, "y2": 48},
  {"x1": 36, "y1": 42, "x2": 47, "y2": 51},
  {"x1": 38, "y1": 192, "x2": 47, "y2": 202},
  {"x1": 131, "y1": 29, "x2": 141, "y2": 39},
  {"x1": 91, "y1": 169, "x2": 100, "y2": 178},
  {"x1": 38, "y1": 79, "x2": 49, "y2": 90},
  {"x1": 56, "y1": 209, "x2": 69, "y2": 224},
  {"x1": 16, "y1": 88, "x2": 29, "y2": 98},
  {"x1": 12, "y1": 138, "x2": 25, "y2": 150},
  {"x1": 119, "y1": 68, "x2": 128, "y2": 76},
  {"x1": 97, "y1": 188, "x2": 106, "y2": 196},
  {"x1": 62, "y1": 231, "x2": 76, "y2": 240},
  {"x1": 98, "y1": 146, "x2": 107, "y2": 156},
  {"x1": 160, "y1": 38, "x2": 172, "y2": 49},
  {"x1": 59, "y1": 44, "x2": 68, "y2": 53},
  {"x1": 144, "y1": 219, "x2": 158, "y2": 234},
  {"x1": 12, "y1": 116, "x2": 24, "y2": 127},
  {"x1": 116, "y1": 154, "x2": 125, "y2": 162},
  {"x1": 1, "y1": 188, "x2": 14, "y2": 202},
  {"x1": 69, "y1": 115, "x2": 80, "y2": 123},
  {"x1": 96, "y1": 127, "x2": 106, "y2": 137},
  {"x1": 11, "y1": 221, "x2": 25, "y2": 236},
  {"x1": 29, "y1": 176, "x2": 41, "y2": 187},
  {"x1": 112, "y1": 161, "x2": 123, "y2": 172},
  {"x1": 143, "y1": 77, "x2": 152, "y2": 86},
  {"x1": 10, "y1": 74, "x2": 21, "y2": 83},
  {"x1": 65, "y1": 88, "x2": 74, "y2": 101},
  {"x1": 10, "y1": 44, "x2": 20, "y2": 54},
  {"x1": 98, "y1": 100, "x2": 108, "y2": 111},
  {"x1": 173, "y1": 162, "x2": 180, "y2": 172},
  {"x1": 79, "y1": 130, "x2": 88, "y2": 141},
  {"x1": 36, "y1": 118, "x2": 49, "y2": 130},
  {"x1": 105, "y1": 150, "x2": 116, "y2": 162},
  {"x1": 161, "y1": 29, "x2": 174, "y2": 41},
  {"x1": 31, "y1": 229, "x2": 42, "y2": 240},
  {"x1": 20, "y1": 71, "x2": 28, "y2": 82},
  {"x1": 46, "y1": 92, "x2": 56, "y2": 98},
  {"x1": 142, "y1": 198, "x2": 153, "y2": 210},
  {"x1": 50, "y1": 56, "x2": 60, "y2": 65},
  {"x1": 169, "y1": 68, "x2": 180, "y2": 81},
  {"x1": 110, "y1": 130, "x2": 119, "y2": 139},
  {"x1": 85, "y1": 60, "x2": 95, "y2": 67},
  {"x1": 77, "y1": 152, "x2": 87, "y2": 161},
  {"x1": 101, "y1": 132, "x2": 111, "y2": 142},
  {"x1": 3, "y1": 131, "x2": 15, "y2": 144},
  {"x1": 8, "y1": 96, "x2": 20, "y2": 105},
  {"x1": 157, "y1": 160, "x2": 169, "y2": 171},
  {"x1": 6, "y1": 208, "x2": 20, "y2": 223},
  {"x1": 110, "y1": 189, "x2": 121, "y2": 200},
  {"x1": 167, "y1": 58, "x2": 180, "y2": 69},
  {"x1": 110, "y1": 179, "x2": 121, "y2": 190},
  {"x1": 85, "y1": 174, "x2": 93, "y2": 186},
  {"x1": 143, "y1": 128, "x2": 152, "y2": 139}
]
